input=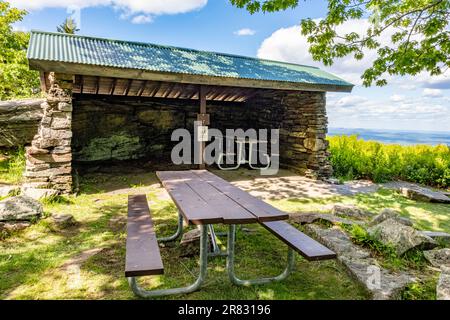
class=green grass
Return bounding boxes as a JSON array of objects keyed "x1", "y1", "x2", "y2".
[
  {"x1": 1, "y1": 171, "x2": 448, "y2": 300},
  {"x1": 0, "y1": 172, "x2": 369, "y2": 300},
  {"x1": 268, "y1": 188, "x2": 450, "y2": 233},
  {"x1": 0, "y1": 147, "x2": 26, "y2": 185},
  {"x1": 328, "y1": 135, "x2": 450, "y2": 188},
  {"x1": 401, "y1": 276, "x2": 439, "y2": 300},
  {"x1": 341, "y1": 224, "x2": 429, "y2": 271}
]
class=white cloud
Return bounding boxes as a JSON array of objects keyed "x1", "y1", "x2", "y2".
[
  {"x1": 328, "y1": 95, "x2": 449, "y2": 123},
  {"x1": 398, "y1": 83, "x2": 417, "y2": 91},
  {"x1": 234, "y1": 28, "x2": 256, "y2": 36},
  {"x1": 12, "y1": 25, "x2": 29, "y2": 32},
  {"x1": 257, "y1": 19, "x2": 397, "y2": 85},
  {"x1": 416, "y1": 72, "x2": 450, "y2": 90},
  {"x1": 390, "y1": 94, "x2": 405, "y2": 102},
  {"x1": 131, "y1": 14, "x2": 153, "y2": 24},
  {"x1": 9, "y1": 0, "x2": 207, "y2": 20},
  {"x1": 422, "y1": 88, "x2": 443, "y2": 98}
]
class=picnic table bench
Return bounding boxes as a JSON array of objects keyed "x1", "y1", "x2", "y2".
[{"x1": 125, "y1": 170, "x2": 336, "y2": 298}]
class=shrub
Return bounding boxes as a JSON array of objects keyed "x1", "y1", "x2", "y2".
[
  {"x1": 328, "y1": 135, "x2": 450, "y2": 188},
  {"x1": 0, "y1": 146, "x2": 26, "y2": 184}
]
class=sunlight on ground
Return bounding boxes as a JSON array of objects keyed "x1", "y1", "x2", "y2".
[{"x1": 1, "y1": 168, "x2": 448, "y2": 300}]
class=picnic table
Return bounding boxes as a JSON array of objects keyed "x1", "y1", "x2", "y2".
[{"x1": 125, "y1": 170, "x2": 336, "y2": 298}]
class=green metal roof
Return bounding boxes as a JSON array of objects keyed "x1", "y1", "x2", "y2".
[{"x1": 27, "y1": 30, "x2": 353, "y2": 91}]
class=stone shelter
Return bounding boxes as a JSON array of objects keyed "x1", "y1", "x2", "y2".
[{"x1": 25, "y1": 31, "x2": 353, "y2": 194}]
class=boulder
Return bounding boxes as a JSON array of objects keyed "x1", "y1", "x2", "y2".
[
  {"x1": 0, "y1": 98, "x2": 44, "y2": 147},
  {"x1": 401, "y1": 187, "x2": 450, "y2": 203},
  {"x1": 0, "y1": 185, "x2": 20, "y2": 198},
  {"x1": 305, "y1": 224, "x2": 415, "y2": 300},
  {"x1": 291, "y1": 212, "x2": 363, "y2": 226},
  {"x1": 52, "y1": 214, "x2": 76, "y2": 229},
  {"x1": 21, "y1": 187, "x2": 58, "y2": 200},
  {"x1": 323, "y1": 177, "x2": 342, "y2": 185},
  {"x1": 303, "y1": 138, "x2": 325, "y2": 152},
  {"x1": 437, "y1": 267, "x2": 450, "y2": 300},
  {"x1": 367, "y1": 218, "x2": 437, "y2": 255},
  {"x1": 368, "y1": 208, "x2": 413, "y2": 227},
  {"x1": 331, "y1": 204, "x2": 372, "y2": 220},
  {"x1": 179, "y1": 228, "x2": 202, "y2": 257},
  {"x1": 423, "y1": 248, "x2": 450, "y2": 268},
  {"x1": 0, "y1": 221, "x2": 31, "y2": 232},
  {"x1": 180, "y1": 228, "x2": 201, "y2": 245},
  {"x1": 0, "y1": 196, "x2": 43, "y2": 222},
  {"x1": 419, "y1": 231, "x2": 450, "y2": 246}
]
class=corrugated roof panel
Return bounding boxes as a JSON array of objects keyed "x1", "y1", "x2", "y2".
[{"x1": 27, "y1": 30, "x2": 353, "y2": 89}]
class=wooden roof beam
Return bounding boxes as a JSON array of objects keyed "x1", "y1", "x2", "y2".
[
  {"x1": 110, "y1": 78, "x2": 117, "y2": 95},
  {"x1": 95, "y1": 76, "x2": 100, "y2": 95},
  {"x1": 28, "y1": 60, "x2": 353, "y2": 93},
  {"x1": 137, "y1": 80, "x2": 147, "y2": 96},
  {"x1": 163, "y1": 82, "x2": 176, "y2": 98},
  {"x1": 149, "y1": 82, "x2": 162, "y2": 97},
  {"x1": 123, "y1": 79, "x2": 133, "y2": 95}
]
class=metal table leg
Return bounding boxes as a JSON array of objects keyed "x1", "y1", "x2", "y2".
[
  {"x1": 127, "y1": 224, "x2": 209, "y2": 298},
  {"x1": 157, "y1": 211, "x2": 184, "y2": 242},
  {"x1": 226, "y1": 224, "x2": 295, "y2": 286},
  {"x1": 208, "y1": 225, "x2": 228, "y2": 257}
]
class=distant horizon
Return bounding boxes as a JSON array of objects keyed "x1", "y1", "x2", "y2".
[
  {"x1": 328, "y1": 127, "x2": 450, "y2": 145},
  {"x1": 329, "y1": 127, "x2": 450, "y2": 134}
]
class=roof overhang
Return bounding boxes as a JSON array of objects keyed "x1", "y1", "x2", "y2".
[{"x1": 29, "y1": 59, "x2": 354, "y2": 93}]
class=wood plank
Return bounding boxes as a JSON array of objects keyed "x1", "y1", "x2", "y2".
[
  {"x1": 123, "y1": 79, "x2": 133, "y2": 95},
  {"x1": 171, "y1": 171, "x2": 257, "y2": 224},
  {"x1": 30, "y1": 60, "x2": 354, "y2": 93},
  {"x1": 209, "y1": 87, "x2": 223, "y2": 100},
  {"x1": 163, "y1": 82, "x2": 176, "y2": 98},
  {"x1": 137, "y1": 80, "x2": 147, "y2": 96},
  {"x1": 261, "y1": 221, "x2": 336, "y2": 261},
  {"x1": 199, "y1": 85, "x2": 207, "y2": 170},
  {"x1": 192, "y1": 170, "x2": 289, "y2": 222},
  {"x1": 156, "y1": 171, "x2": 223, "y2": 225},
  {"x1": 39, "y1": 72, "x2": 47, "y2": 92},
  {"x1": 95, "y1": 76, "x2": 100, "y2": 95},
  {"x1": 125, "y1": 194, "x2": 164, "y2": 277},
  {"x1": 188, "y1": 88, "x2": 198, "y2": 99},
  {"x1": 79, "y1": 75, "x2": 84, "y2": 94},
  {"x1": 109, "y1": 78, "x2": 117, "y2": 95},
  {"x1": 149, "y1": 81, "x2": 162, "y2": 97}
]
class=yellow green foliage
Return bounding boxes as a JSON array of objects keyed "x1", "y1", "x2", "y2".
[{"x1": 328, "y1": 135, "x2": 450, "y2": 188}]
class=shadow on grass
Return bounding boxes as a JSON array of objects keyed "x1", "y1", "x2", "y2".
[{"x1": 0, "y1": 202, "x2": 127, "y2": 299}]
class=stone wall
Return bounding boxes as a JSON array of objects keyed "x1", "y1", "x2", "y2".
[
  {"x1": 248, "y1": 90, "x2": 332, "y2": 179},
  {"x1": 0, "y1": 98, "x2": 44, "y2": 147},
  {"x1": 24, "y1": 73, "x2": 73, "y2": 193},
  {"x1": 19, "y1": 86, "x2": 332, "y2": 194},
  {"x1": 71, "y1": 95, "x2": 252, "y2": 163}
]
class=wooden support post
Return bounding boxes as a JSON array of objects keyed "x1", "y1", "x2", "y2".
[
  {"x1": 198, "y1": 85, "x2": 208, "y2": 169},
  {"x1": 39, "y1": 72, "x2": 47, "y2": 93}
]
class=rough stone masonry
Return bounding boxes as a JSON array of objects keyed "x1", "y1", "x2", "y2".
[
  {"x1": 14, "y1": 74, "x2": 332, "y2": 194},
  {"x1": 248, "y1": 90, "x2": 332, "y2": 179},
  {"x1": 23, "y1": 73, "x2": 73, "y2": 193}
]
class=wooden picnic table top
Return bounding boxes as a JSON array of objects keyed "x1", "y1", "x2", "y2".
[{"x1": 156, "y1": 170, "x2": 289, "y2": 225}]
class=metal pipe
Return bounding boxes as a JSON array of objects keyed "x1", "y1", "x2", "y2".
[
  {"x1": 207, "y1": 225, "x2": 228, "y2": 257},
  {"x1": 226, "y1": 224, "x2": 295, "y2": 286},
  {"x1": 208, "y1": 224, "x2": 220, "y2": 253},
  {"x1": 128, "y1": 224, "x2": 209, "y2": 298},
  {"x1": 157, "y1": 212, "x2": 184, "y2": 242}
]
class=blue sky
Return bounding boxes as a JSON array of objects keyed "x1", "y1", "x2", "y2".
[{"x1": 10, "y1": 0, "x2": 450, "y2": 132}]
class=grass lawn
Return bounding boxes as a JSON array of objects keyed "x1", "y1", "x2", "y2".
[
  {"x1": 1, "y1": 169, "x2": 449, "y2": 300},
  {"x1": 0, "y1": 147, "x2": 25, "y2": 186}
]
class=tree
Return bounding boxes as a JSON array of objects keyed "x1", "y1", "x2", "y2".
[
  {"x1": 57, "y1": 17, "x2": 80, "y2": 34},
  {"x1": 230, "y1": 0, "x2": 450, "y2": 86},
  {"x1": 0, "y1": 1, "x2": 40, "y2": 100}
]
